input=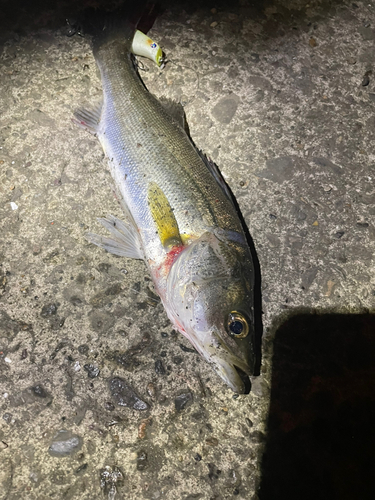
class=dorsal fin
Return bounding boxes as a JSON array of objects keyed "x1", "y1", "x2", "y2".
[
  {"x1": 158, "y1": 97, "x2": 186, "y2": 130},
  {"x1": 197, "y1": 150, "x2": 236, "y2": 208}
]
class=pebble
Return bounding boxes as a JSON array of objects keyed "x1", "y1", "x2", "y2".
[
  {"x1": 78, "y1": 344, "x2": 89, "y2": 355},
  {"x1": 211, "y1": 95, "x2": 239, "y2": 124},
  {"x1": 137, "y1": 450, "x2": 148, "y2": 470},
  {"x1": 3, "y1": 413, "x2": 13, "y2": 424},
  {"x1": 109, "y1": 377, "x2": 149, "y2": 410},
  {"x1": 174, "y1": 391, "x2": 193, "y2": 411},
  {"x1": 334, "y1": 231, "x2": 345, "y2": 239},
  {"x1": 362, "y1": 71, "x2": 371, "y2": 86},
  {"x1": 31, "y1": 385, "x2": 47, "y2": 398},
  {"x1": 309, "y1": 37, "x2": 317, "y2": 47},
  {"x1": 155, "y1": 359, "x2": 166, "y2": 375},
  {"x1": 179, "y1": 343, "x2": 196, "y2": 353},
  {"x1": 100, "y1": 465, "x2": 124, "y2": 493},
  {"x1": 146, "y1": 382, "x2": 156, "y2": 400},
  {"x1": 74, "y1": 463, "x2": 88, "y2": 474},
  {"x1": 41, "y1": 303, "x2": 58, "y2": 317},
  {"x1": 205, "y1": 437, "x2": 219, "y2": 446},
  {"x1": 48, "y1": 429, "x2": 82, "y2": 457},
  {"x1": 83, "y1": 364, "x2": 100, "y2": 378},
  {"x1": 138, "y1": 419, "x2": 150, "y2": 439}
]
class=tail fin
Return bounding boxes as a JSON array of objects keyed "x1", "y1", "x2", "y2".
[{"x1": 75, "y1": 2, "x2": 149, "y2": 52}]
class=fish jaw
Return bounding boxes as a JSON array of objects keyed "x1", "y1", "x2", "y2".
[{"x1": 183, "y1": 327, "x2": 251, "y2": 394}]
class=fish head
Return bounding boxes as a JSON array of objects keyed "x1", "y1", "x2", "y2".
[{"x1": 166, "y1": 230, "x2": 255, "y2": 393}]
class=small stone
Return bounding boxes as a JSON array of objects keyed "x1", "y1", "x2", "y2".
[
  {"x1": 249, "y1": 430, "x2": 265, "y2": 443},
  {"x1": 70, "y1": 296, "x2": 82, "y2": 306},
  {"x1": 48, "y1": 429, "x2": 82, "y2": 457},
  {"x1": 83, "y1": 364, "x2": 100, "y2": 378},
  {"x1": 78, "y1": 344, "x2": 89, "y2": 355},
  {"x1": 100, "y1": 465, "x2": 124, "y2": 494},
  {"x1": 309, "y1": 37, "x2": 317, "y2": 47},
  {"x1": 179, "y1": 343, "x2": 196, "y2": 353},
  {"x1": 194, "y1": 453, "x2": 202, "y2": 461},
  {"x1": 110, "y1": 377, "x2": 149, "y2": 410},
  {"x1": 175, "y1": 391, "x2": 193, "y2": 411},
  {"x1": 245, "y1": 417, "x2": 253, "y2": 428},
  {"x1": 146, "y1": 383, "x2": 156, "y2": 400},
  {"x1": 210, "y1": 21, "x2": 218, "y2": 28},
  {"x1": 211, "y1": 96, "x2": 239, "y2": 125},
  {"x1": 334, "y1": 231, "x2": 345, "y2": 239},
  {"x1": 31, "y1": 385, "x2": 47, "y2": 398},
  {"x1": 325, "y1": 280, "x2": 336, "y2": 297},
  {"x1": 137, "y1": 450, "x2": 148, "y2": 470},
  {"x1": 138, "y1": 419, "x2": 150, "y2": 439},
  {"x1": 75, "y1": 463, "x2": 88, "y2": 474},
  {"x1": 205, "y1": 437, "x2": 219, "y2": 446},
  {"x1": 41, "y1": 303, "x2": 58, "y2": 317},
  {"x1": 2, "y1": 413, "x2": 13, "y2": 424},
  {"x1": 155, "y1": 359, "x2": 166, "y2": 375},
  {"x1": 362, "y1": 71, "x2": 371, "y2": 86}
]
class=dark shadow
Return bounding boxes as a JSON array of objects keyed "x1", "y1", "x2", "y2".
[{"x1": 258, "y1": 312, "x2": 375, "y2": 500}]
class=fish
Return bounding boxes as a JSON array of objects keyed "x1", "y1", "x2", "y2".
[{"x1": 73, "y1": 9, "x2": 256, "y2": 393}]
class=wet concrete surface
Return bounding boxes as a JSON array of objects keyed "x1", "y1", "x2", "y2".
[{"x1": 1, "y1": 0, "x2": 375, "y2": 498}]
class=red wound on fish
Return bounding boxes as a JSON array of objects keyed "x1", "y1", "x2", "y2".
[{"x1": 164, "y1": 245, "x2": 185, "y2": 271}]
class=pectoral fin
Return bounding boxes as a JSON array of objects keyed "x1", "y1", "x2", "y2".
[
  {"x1": 86, "y1": 214, "x2": 144, "y2": 260},
  {"x1": 148, "y1": 182, "x2": 182, "y2": 250}
]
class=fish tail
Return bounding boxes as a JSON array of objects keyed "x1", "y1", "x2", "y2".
[{"x1": 77, "y1": 2, "x2": 149, "y2": 52}]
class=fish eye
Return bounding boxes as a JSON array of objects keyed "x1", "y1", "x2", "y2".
[{"x1": 227, "y1": 311, "x2": 249, "y2": 339}]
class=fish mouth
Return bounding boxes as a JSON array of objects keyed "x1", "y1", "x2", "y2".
[
  {"x1": 212, "y1": 356, "x2": 251, "y2": 394},
  {"x1": 190, "y1": 332, "x2": 252, "y2": 393}
]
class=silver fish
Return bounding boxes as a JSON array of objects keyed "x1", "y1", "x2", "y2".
[{"x1": 74, "y1": 13, "x2": 256, "y2": 393}]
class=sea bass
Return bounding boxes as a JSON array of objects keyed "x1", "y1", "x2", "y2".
[{"x1": 74, "y1": 13, "x2": 256, "y2": 393}]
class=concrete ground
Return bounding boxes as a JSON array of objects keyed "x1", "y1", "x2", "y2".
[{"x1": 1, "y1": 0, "x2": 374, "y2": 499}]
